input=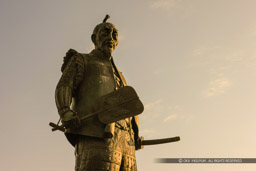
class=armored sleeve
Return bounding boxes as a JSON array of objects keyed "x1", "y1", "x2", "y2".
[{"x1": 55, "y1": 53, "x2": 85, "y2": 117}]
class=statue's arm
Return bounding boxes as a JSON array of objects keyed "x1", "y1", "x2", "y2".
[{"x1": 55, "y1": 52, "x2": 84, "y2": 128}]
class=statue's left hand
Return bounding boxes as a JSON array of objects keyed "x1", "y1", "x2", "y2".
[{"x1": 61, "y1": 110, "x2": 81, "y2": 129}]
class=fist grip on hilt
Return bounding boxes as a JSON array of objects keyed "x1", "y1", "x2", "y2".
[{"x1": 61, "y1": 110, "x2": 81, "y2": 129}]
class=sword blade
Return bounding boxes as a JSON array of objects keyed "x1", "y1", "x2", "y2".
[{"x1": 141, "y1": 136, "x2": 180, "y2": 146}]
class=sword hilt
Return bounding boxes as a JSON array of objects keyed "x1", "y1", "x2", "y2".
[{"x1": 49, "y1": 122, "x2": 65, "y2": 132}]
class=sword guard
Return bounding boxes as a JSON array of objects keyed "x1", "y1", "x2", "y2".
[
  {"x1": 136, "y1": 136, "x2": 144, "y2": 150},
  {"x1": 49, "y1": 122, "x2": 65, "y2": 132}
]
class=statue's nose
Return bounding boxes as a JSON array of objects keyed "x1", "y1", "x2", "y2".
[
  {"x1": 106, "y1": 29, "x2": 114, "y2": 40},
  {"x1": 107, "y1": 33, "x2": 113, "y2": 40}
]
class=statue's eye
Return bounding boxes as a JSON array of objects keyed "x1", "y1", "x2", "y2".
[
  {"x1": 113, "y1": 30, "x2": 118, "y2": 39},
  {"x1": 113, "y1": 33, "x2": 118, "y2": 40}
]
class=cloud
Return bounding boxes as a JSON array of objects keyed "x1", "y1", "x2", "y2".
[
  {"x1": 162, "y1": 113, "x2": 193, "y2": 123},
  {"x1": 143, "y1": 99, "x2": 184, "y2": 123},
  {"x1": 192, "y1": 46, "x2": 221, "y2": 56},
  {"x1": 150, "y1": 0, "x2": 180, "y2": 10},
  {"x1": 203, "y1": 77, "x2": 232, "y2": 97},
  {"x1": 224, "y1": 50, "x2": 246, "y2": 62},
  {"x1": 163, "y1": 114, "x2": 178, "y2": 122},
  {"x1": 144, "y1": 99, "x2": 163, "y2": 110},
  {"x1": 141, "y1": 99, "x2": 163, "y2": 121}
]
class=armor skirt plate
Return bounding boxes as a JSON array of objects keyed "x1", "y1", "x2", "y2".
[{"x1": 75, "y1": 127, "x2": 137, "y2": 171}]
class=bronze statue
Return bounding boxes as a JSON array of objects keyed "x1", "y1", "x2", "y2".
[
  {"x1": 51, "y1": 15, "x2": 180, "y2": 171},
  {"x1": 54, "y1": 15, "x2": 141, "y2": 170}
]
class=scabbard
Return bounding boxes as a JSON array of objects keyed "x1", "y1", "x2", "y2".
[
  {"x1": 136, "y1": 136, "x2": 180, "y2": 150},
  {"x1": 142, "y1": 136, "x2": 180, "y2": 146}
]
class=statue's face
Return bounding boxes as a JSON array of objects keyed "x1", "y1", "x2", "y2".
[{"x1": 94, "y1": 23, "x2": 118, "y2": 56}]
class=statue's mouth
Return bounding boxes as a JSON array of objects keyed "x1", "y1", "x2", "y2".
[{"x1": 105, "y1": 41, "x2": 114, "y2": 48}]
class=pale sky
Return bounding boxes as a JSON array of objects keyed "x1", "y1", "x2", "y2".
[{"x1": 1, "y1": 0, "x2": 256, "y2": 170}]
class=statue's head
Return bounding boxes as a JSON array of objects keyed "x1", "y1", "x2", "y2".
[{"x1": 91, "y1": 15, "x2": 118, "y2": 56}]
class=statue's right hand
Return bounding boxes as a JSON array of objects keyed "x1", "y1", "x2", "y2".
[{"x1": 61, "y1": 110, "x2": 81, "y2": 129}]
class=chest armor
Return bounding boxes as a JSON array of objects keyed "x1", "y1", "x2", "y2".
[{"x1": 69, "y1": 53, "x2": 117, "y2": 137}]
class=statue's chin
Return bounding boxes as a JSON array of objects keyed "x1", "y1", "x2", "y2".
[{"x1": 101, "y1": 48, "x2": 113, "y2": 57}]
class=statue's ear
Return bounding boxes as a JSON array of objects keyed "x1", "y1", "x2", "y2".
[{"x1": 91, "y1": 34, "x2": 96, "y2": 45}]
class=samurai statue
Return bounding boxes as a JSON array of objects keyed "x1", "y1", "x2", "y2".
[{"x1": 55, "y1": 15, "x2": 141, "y2": 171}]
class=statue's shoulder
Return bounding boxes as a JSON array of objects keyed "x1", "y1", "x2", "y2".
[
  {"x1": 61, "y1": 49, "x2": 78, "y2": 72},
  {"x1": 61, "y1": 49, "x2": 88, "y2": 72}
]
